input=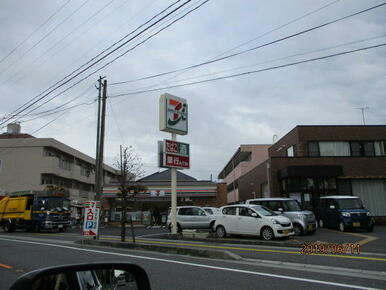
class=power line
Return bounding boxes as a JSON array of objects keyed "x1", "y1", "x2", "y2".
[
  {"x1": 0, "y1": 0, "x2": 91, "y2": 79},
  {"x1": 122, "y1": 34, "x2": 386, "y2": 94},
  {"x1": 110, "y1": 2, "x2": 386, "y2": 86},
  {"x1": 109, "y1": 43, "x2": 386, "y2": 98},
  {"x1": 2, "y1": 0, "x2": 117, "y2": 86},
  {"x1": 0, "y1": 0, "x2": 193, "y2": 128},
  {"x1": 0, "y1": 0, "x2": 72, "y2": 66},
  {"x1": 138, "y1": 0, "x2": 342, "y2": 94}
]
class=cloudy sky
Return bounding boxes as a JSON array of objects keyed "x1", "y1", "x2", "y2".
[{"x1": 0, "y1": 0, "x2": 385, "y2": 181}]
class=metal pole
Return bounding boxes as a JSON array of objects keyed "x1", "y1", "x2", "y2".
[{"x1": 171, "y1": 133, "x2": 177, "y2": 234}]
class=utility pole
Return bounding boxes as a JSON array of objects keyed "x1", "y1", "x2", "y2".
[{"x1": 95, "y1": 78, "x2": 107, "y2": 240}]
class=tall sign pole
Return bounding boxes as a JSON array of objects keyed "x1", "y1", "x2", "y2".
[
  {"x1": 159, "y1": 93, "x2": 188, "y2": 235},
  {"x1": 170, "y1": 133, "x2": 177, "y2": 234}
]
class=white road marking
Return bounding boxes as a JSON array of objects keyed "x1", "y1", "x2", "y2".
[{"x1": 0, "y1": 237, "x2": 380, "y2": 290}]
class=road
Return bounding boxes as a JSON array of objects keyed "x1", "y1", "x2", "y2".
[{"x1": 0, "y1": 228, "x2": 385, "y2": 289}]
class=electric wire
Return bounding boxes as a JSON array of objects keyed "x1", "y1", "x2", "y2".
[
  {"x1": 120, "y1": 34, "x2": 386, "y2": 94},
  {"x1": 0, "y1": 0, "x2": 72, "y2": 66},
  {"x1": 0, "y1": 0, "x2": 90, "y2": 79},
  {"x1": 127, "y1": 0, "x2": 342, "y2": 94},
  {"x1": 109, "y1": 43, "x2": 386, "y2": 98},
  {"x1": 110, "y1": 2, "x2": 386, "y2": 86},
  {"x1": 2, "y1": 0, "x2": 117, "y2": 86},
  {"x1": 0, "y1": 0, "x2": 193, "y2": 128}
]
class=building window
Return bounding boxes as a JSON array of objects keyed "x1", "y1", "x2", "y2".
[
  {"x1": 308, "y1": 142, "x2": 319, "y2": 157},
  {"x1": 287, "y1": 146, "x2": 294, "y2": 157},
  {"x1": 80, "y1": 166, "x2": 91, "y2": 177},
  {"x1": 350, "y1": 141, "x2": 384, "y2": 157},
  {"x1": 59, "y1": 158, "x2": 71, "y2": 170},
  {"x1": 319, "y1": 141, "x2": 350, "y2": 156}
]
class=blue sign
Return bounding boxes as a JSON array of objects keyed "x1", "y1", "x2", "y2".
[{"x1": 85, "y1": 221, "x2": 94, "y2": 229}]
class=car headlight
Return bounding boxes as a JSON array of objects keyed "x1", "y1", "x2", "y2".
[
  {"x1": 271, "y1": 219, "x2": 280, "y2": 224},
  {"x1": 341, "y1": 212, "x2": 351, "y2": 217}
]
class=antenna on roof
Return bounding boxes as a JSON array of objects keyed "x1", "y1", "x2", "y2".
[{"x1": 355, "y1": 106, "x2": 369, "y2": 125}]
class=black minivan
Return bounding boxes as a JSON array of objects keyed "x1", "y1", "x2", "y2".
[{"x1": 318, "y1": 195, "x2": 374, "y2": 232}]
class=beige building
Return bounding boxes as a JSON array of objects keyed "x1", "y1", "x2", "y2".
[
  {"x1": 218, "y1": 144, "x2": 270, "y2": 204},
  {"x1": 0, "y1": 124, "x2": 117, "y2": 205}
]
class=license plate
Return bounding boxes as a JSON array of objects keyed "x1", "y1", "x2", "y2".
[
  {"x1": 58, "y1": 225, "x2": 63, "y2": 228},
  {"x1": 283, "y1": 230, "x2": 290, "y2": 235},
  {"x1": 352, "y1": 222, "x2": 360, "y2": 227}
]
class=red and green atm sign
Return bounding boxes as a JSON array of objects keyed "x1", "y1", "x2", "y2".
[
  {"x1": 159, "y1": 139, "x2": 190, "y2": 169},
  {"x1": 164, "y1": 139, "x2": 189, "y2": 156}
]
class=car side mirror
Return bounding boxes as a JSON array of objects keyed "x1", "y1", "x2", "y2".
[
  {"x1": 10, "y1": 263, "x2": 151, "y2": 290},
  {"x1": 329, "y1": 205, "x2": 335, "y2": 209}
]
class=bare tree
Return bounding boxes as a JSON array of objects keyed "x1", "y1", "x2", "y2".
[{"x1": 115, "y1": 145, "x2": 147, "y2": 242}]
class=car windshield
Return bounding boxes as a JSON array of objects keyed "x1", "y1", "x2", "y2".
[
  {"x1": 282, "y1": 200, "x2": 302, "y2": 211},
  {"x1": 251, "y1": 205, "x2": 277, "y2": 216},
  {"x1": 44, "y1": 198, "x2": 69, "y2": 211},
  {"x1": 336, "y1": 198, "x2": 363, "y2": 210}
]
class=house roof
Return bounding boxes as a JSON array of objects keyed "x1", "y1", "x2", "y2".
[{"x1": 138, "y1": 169, "x2": 198, "y2": 182}]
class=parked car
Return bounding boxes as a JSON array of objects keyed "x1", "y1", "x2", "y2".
[
  {"x1": 318, "y1": 195, "x2": 375, "y2": 232},
  {"x1": 166, "y1": 206, "x2": 217, "y2": 233},
  {"x1": 214, "y1": 204, "x2": 294, "y2": 241},
  {"x1": 203, "y1": 207, "x2": 220, "y2": 216},
  {"x1": 245, "y1": 198, "x2": 317, "y2": 235}
]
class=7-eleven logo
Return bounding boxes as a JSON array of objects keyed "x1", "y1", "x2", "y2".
[{"x1": 167, "y1": 98, "x2": 187, "y2": 126}]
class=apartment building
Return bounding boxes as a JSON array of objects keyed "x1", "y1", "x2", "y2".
[
  {"x1": 217, "y1": 144, "x2": 270, "y2": 204},
  {"x1": 236, "y1": 125, "x2": 386, "y2": 221},
  {"x1": 0, "y1": 124, "x2": 117, "y2": 205}
]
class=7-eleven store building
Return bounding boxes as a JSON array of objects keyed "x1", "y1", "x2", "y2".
[{"x1": 102, "y1": 169, "x2": 227, "y2": 224}]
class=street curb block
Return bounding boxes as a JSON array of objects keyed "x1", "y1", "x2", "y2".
[
  {"x1": 75, "y1": 239, "x2": 242, "y2": 260},
  {"x1": 147, "y1": 233, "x2": 303, "y2": 248}
]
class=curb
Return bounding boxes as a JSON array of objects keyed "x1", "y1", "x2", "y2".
[
  {"x1": 76, "y1": 239, "x2": 242, "y2": 261},
  {"x1": 146, "y1": 233, "x2": 303, "y2": 248}
]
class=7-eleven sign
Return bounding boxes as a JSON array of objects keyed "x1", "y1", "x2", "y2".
[
  {"x1": 83, "y1": 201, "x2": 100, "y2": 236},
  {"x1": 159, "y1": 93, "x2": 188, "y2": 135}
]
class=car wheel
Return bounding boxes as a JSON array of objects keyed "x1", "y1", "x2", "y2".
[
  {"x1": 261, "y1": 227, "x2": 274, "y2": 241},
  {"x1": 318, "y1": 219, "x2": 324, "y2": 228},
  {"x1": 216, "y1": 225, "x2": 226, "y2": 238},
  {"x1": 4, "y1": 222, "x2": 15, "y2": 233},
  {"x1": 339, "y1": 221, "x2": 345, "y2": 232},
  {"x1": 293, "y1": 224, "x2": 303, "y2": 236}
]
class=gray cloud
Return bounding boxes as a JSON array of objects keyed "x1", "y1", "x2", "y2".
[{"x1": 0, "y1": 0, "x2": 385, "y2": 180}]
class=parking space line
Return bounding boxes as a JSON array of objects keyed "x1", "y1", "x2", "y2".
[
  {"x1": 321, "y1": 229, "x2": 379, "y2": 246},
  {"x1": 0, "y1": 263, "x2": 12, "y2": 269}
]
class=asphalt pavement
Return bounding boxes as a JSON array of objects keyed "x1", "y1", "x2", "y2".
[
  {"x1": 1, "y1": 225, "x2": 385, "y2": 289},
  {"x1": 0, "y1": 234, "x2": 385, "y2": 290}
]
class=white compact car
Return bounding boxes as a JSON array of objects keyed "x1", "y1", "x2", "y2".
[{"x1": 214, "y1": 204, "x2": 294, "y2": 241}]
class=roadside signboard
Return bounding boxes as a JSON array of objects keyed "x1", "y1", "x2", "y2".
[
  {"x1": 83, "y1": 201, "x2": 100, "y2": 236},
  {"x1": 159, "y1": 93, "x2": 188, "y2": 135},
  {"x1": 158, "y1": 139, "x2": 190, "y2": 169}
]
